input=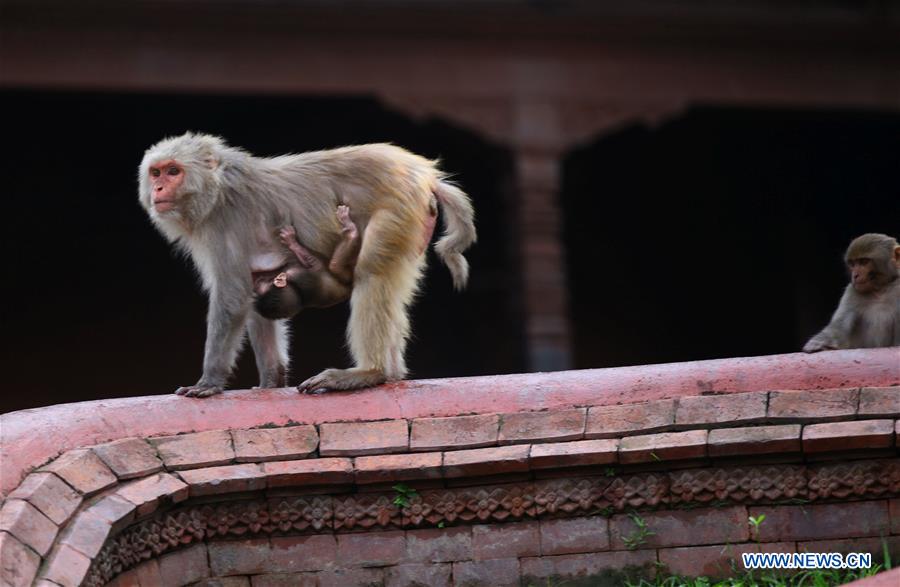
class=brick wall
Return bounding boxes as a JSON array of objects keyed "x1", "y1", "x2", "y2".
[{"x1": 1, "y1": 349, "x2": 898, "y2": 586}]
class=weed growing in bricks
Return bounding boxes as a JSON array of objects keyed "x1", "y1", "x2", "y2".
[
  {"x1": 748, "y1": 513, "x2": 766, "y2": 543},
  {"x1": 622, "y1": 512, "x2": 655, "y2": 550},
  {"x1": 392, "y1": 483, "x2": 418, "y2": 508},
  {"x1": 625, "y1": 565, "x2": 887, "y2": 586}
]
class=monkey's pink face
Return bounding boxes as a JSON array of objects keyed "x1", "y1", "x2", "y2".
[
  {"x1": 848, "y1": 258, "x2": 876, "y2": 293},
  {"x1": 148, "y1": 159, "x2": 185, "y2": 213}
]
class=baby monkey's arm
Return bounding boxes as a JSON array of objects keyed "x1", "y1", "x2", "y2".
[{"x1": 279, "y1": 226, "x2": 323, "y2": 271}]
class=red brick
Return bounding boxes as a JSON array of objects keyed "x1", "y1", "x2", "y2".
[
  {"x1": 521, "y1": 550, "x2": 657, "y2": 583},
  {"x1": 803, "y1": 419, "x2": 894, "y2": 453},
  {"x1": 150, "y1": 430, "x2": 235, "y2": 470},
  {"x1": 115, "y1": 472, "x2": 189, "y2": 516},
  {"x1": 443, "y1": 445, "x2": 530, "y2": 478},
  {"x1": 86, "y1": 495, "x2": 136, "y2": 533},
  {"x1": 159, "y1": 543, "x2": 209, "y2": 585},
  {"x1": 318, "y1": 567, "x2": 384, "y2": 587},
  {"x1": 529, "y1": 439, "x2": 617, "y2": 469},
  {"x1": 0, "y1": 499, "x2": 57, "y2": 556},
  {"x1": 106, "y1": 568, "x2": 139, "y2": 587},
  {"x1": 134, "y1": 559, "x2": 163, "y2": 586},
  {"x1": 676, "y1": 392, "x2": 767, "y2": 426},
  {"x1": 499, "y1": 409, "x2": 586, "y2": 445},
  {"x1": 178, "y1": 463, "x2": 266, "y2": 496},
  {"x1": 619, "y1": 430, "x2": 707, "y2": 464},
  {"x1": 251, "y1": 573, "x2": 318, "y2": 587},
  {"x1": 661, "y1": 542, "x2": 795, "y2": 577},
  {"x1": 319, "y1": 420, "x2": 408, "y2": 457},
  {"x1": 193, "y1": 579, "x2": 251, "y2": 587},
  {"x1": 8, "y1": 472, "x2": 82, "y2": 526},
  {"x1": 42, "y1": 544, "x2": 92, "y2": 587},
  {"x1": 610, "y1": 506, "x2": 748, "y2": 549},
  {"x1": 798, "y1": 536, "x2": 900, "y2": 564},
  {"x1": 586, "y1": 400, "x2": 675, "y2": 439},
  {"x1": 209, "y1": 538, "x2": 271, "y2": 576},
  {"x1": 540, "y1": 516, "x2": 609, "y2": 555},
  {"x1": 471, "y1": 521, "x2": 539, "y2": 560},
  {"x1": 263, "y1": 458, "x2": 353, "y2": 487},
  {"x1": 708, "y1": 424, "x2": 801, "y2": 457},
  {"x1": 0, "y1": 531, "x2": 40, "y2": 587},
  {"x1": 453, "y1": 558, "x2": 519, "y2": 587},
  {"x1": 385, "y1": 563, "x2": 451, "y2": 587},
  {"x1": 836, "y1": 567, "x2": 900, "y2": 587},
  {"x1": 271, "y1": 534, "x2": 338, "y2": 572},
  {"x1": 750, "y1": 501, "x2": 889, "y2": 542},
  {"x1": 355, "y1": 452, "x2": 442, "y2": 484},
  {"x1": 59, "y1": 509, "x2": 111, "y2": 558},
  {"x1": 406, "y1": 527, "x2": 473, "y2": 562},
  {"x1": 859, "y1": 387, "x2": 900, "y2": 417},
  {"x1": 768, "y1": 388, "x2": 858, "y2": 422},
  {"x1": 92, "y1": 437, "x2": 164, "y2": 479},
  {"x1": 337, "y1": 530, "x2": 406, "y2": 566},
  {"x1": 891, "y1": 498, "x2": 900, "y2": 535},
  {"x1": 232, "y1": 426, "x2": 318, "y2": 463},
  {"x1": 410, "y1": 414, "x2": 498, "y2": 452},
  {"x1": 41, "y1": 448, "x2": 117, "y2": 496}
]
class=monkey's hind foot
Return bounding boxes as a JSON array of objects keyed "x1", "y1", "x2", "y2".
[
  {"x1": 297, "y1": 367, "x2": 388, "y2": 394},
  {"x1": 175, "y1": 384, "x2": 224, "y2": 398}
]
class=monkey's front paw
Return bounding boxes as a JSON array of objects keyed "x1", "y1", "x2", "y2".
[
  {"x1": 175, "y1": 384, "x2": 223, "y2": 398},
  {"x1": 802, "y1": 338, "x2": 837, "y2": 353}
]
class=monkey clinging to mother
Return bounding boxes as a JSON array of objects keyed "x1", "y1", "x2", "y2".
[{"x1": 138, "y1": 132, "x2": 476, "y2": 398}]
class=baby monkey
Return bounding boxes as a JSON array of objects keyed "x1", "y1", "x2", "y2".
[{"x1": 254, "y1": 205, "x2": 360, "y2": 320}]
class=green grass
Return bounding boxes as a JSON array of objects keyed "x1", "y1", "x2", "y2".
[{"x1": 625, "y1": 566, "x2": 886, "y2": 587}]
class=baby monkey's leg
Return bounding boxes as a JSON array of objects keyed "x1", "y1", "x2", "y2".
[{"x1": 329, "y1": 205, "x2": 361, "y2": 284}]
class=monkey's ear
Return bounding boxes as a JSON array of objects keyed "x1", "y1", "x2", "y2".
[
  {"x1": 203, "y1": 156, "x2": 219, "y2": 170},
  {"x1": 892, "y1": 245, "x2": 900, "y2": 265}
]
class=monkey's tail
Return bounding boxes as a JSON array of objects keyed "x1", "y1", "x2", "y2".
[{"x1": 433, "y1": 179, "x2": 477, "y2": 290}]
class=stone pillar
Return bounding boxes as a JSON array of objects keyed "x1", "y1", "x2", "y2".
[{"x1": 511, "y1": 100, "x2": 573, "y2": 372}]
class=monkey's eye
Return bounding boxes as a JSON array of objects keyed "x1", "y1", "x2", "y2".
[
  {"x1": 167, "y1": 166, "x2": 180, "y2": 176},
  {"x1": 150, "y1": 168, "x2": 161, "y2": 177}
]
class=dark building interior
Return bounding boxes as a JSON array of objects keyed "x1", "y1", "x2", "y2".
[
  {"x1": 563, "y1": 106, "x2": 900, "y2": 368},
  {"x1": 2, "y1": 91, "x2": 898, "y2": 412},
  {"x1": 0, "y1": 91, "x2": 521, "y2": 412}
]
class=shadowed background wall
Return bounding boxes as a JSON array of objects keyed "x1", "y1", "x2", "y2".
[{"x1": 2, "y1": 1, "x2": 899, "y2": 411}]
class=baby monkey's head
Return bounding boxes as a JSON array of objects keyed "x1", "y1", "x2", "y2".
[{"x1": 253, "y1": 267, "x2": 304, "y2": 320}]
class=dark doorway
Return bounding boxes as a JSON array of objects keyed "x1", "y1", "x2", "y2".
[
  {"x1": 562, "y1": 106, "x2": 900, "y2": 369},
  {"x1": 0, "y1": 90, "x2": 522, "y2": 413}
]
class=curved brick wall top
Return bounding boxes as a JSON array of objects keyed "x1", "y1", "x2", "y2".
[
  {"x1": 2, "y1": 348, "x2": 898, "y2": 497},
  {"x1": 1, "y1": 348, "x2": 899, "y2": 587}
]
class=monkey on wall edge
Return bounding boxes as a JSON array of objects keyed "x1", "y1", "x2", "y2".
[
  {"x1": 804, "y1": 233, "x2": 900, "y2": 352},
  {"x1": 139, "y1": 133, "x2": 475, "y2": 397}
]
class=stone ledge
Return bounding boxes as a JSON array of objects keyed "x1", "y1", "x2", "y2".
[
  {"x1": 1, "y1": 349, "x2": 899, "y2": 586},
  {"x1": 4, "y1": 348, "x2": 898, "y2": 496},
  {"x1": 5, "y1": 412, "x2": 897, "y2": 585}
]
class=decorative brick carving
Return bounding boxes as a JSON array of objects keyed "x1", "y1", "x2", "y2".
[
  {"x1": 670, "y1": 466, "x2": 807, "y2": 504},
  {"x1": 77, "y1": 458, "x2": 900, "y2": 586},
  {"x1": 808, "y1": 460, "x2": 900, "y2": 500}
]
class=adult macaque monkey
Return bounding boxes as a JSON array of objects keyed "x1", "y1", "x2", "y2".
[
  {"x1": 803, "y1": 233, "x2": 900, "y2": 352},
  {"x1": 139, "y1": 133, "x2": 474, "y2": 397}
]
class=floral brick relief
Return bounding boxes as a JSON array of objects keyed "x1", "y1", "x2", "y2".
[{"x1": 74, "y1": 458, "x2": 900, "y2": 586}]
